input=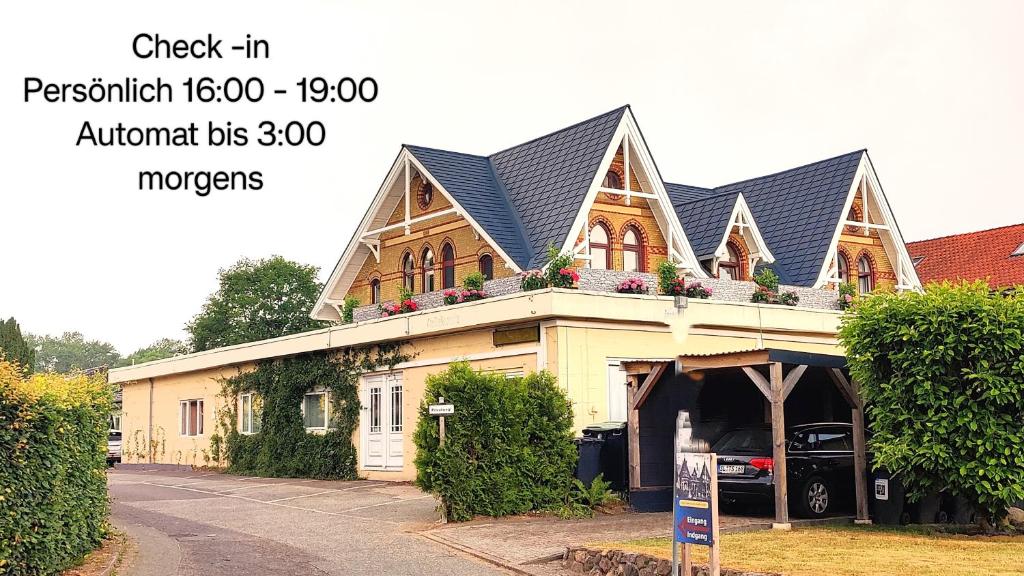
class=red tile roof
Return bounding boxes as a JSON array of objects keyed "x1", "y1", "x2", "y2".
[{"x1": 907, "y1": 223, "x2": 1024, "y2": 288}]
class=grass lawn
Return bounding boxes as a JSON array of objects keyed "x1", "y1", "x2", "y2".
[{"x1": 598, "y1": 525, "x2": 1024, "y2": 576}]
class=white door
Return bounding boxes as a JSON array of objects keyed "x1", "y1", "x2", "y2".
[
  {"x1": 361, "y1": 373, "x2": 404, "y2": 469},
  {"x1": 607, "y1": 362, "x2": 628, "y2": 422}
]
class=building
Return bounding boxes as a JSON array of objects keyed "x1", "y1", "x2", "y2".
[
  {"x1": 907, "y1": 223, "x2": 1024, "y2": 288},
  {"x1": 108, "y1": 105, "x2": 920, "y2": 518}
]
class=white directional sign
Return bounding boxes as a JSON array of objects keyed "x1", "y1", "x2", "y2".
[{"x1": 428, "y1": 403, "x2": 454, "y2": 416}]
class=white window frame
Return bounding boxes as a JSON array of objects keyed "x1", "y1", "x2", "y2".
[
  {"x1": 109, "y1": 411, "x2": 122, "y2": 433},
  {"x1": 179, "y1": 399, "x2": 204, "y2": 437},
  {"x1": 301, "y1": 390, "x2": 330, "y2": 431},
  {"x1": 240, "y1": 392, "x2": 261, "y2": 435}
]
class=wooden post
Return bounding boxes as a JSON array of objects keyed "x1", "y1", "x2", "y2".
[
  {"x1": 850, "y1": 381, "x2": 871, "y2": 524},
  {"x1": 627, "y1": 375, "x2": 641, "y2": 490},
  {"x1": 681, "y1": 543, "x2": 691, "y2": 576},
  {"x1": 769, "y1": 362, "x2": 790, "y2": 529}
]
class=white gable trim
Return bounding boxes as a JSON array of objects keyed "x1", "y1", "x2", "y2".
[
  {"x1": 557, "y1": 109, "x2": 706, "y2": 276},
  {"x1": 311, "y1": 148, "x2": 522, "y2": 321},
  {"x1": 812, "y1": 153, "x2": 922, "y2": 291},
  {"x1": 711, "y1": 193, "x2": 776, "y2": 266}
]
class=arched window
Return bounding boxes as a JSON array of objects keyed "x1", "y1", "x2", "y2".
[
  {"x1": 401, "y1": 252, "x2": 415, "y2": 293},
  {"x1": 589, "y1": 223, "x2": 611, "y2": 269},
  {"x1": 622, "y1": 226, "x2": 644, "y2": 272},
  {"x1": 602, "y1": 170, "x2": 622, "y2": 190},
  {"x1": 719, "y1": 243, "x2": 741, "y2": 280},
  {"x1": 837, "y1": 253, "x2": 850, "y2": 284},
  {"x1": 421, "y1": 247, "x2": 435, "y2": 293},
  {"x1": 441, "y1": 243, "x2": 456, "y2": 289},
  {"x1": 857, "y1": 255, "x2": 874, "y2": 294},
  {"x1": 370, "y1": 278, "x2": 381, "y2": 304},
  {"x1": 479, "y1": 254, "x2": 494, "y2": 280}
]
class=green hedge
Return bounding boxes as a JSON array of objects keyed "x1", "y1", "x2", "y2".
[
  {"x1": 839, "y1": 282, "x2": 1024, "y2": 525},
  {"x1": 0, "y1": 361, "x2": 112, "y2": 575},
  {"x1": 413, "y1": 362, "x2": 577, "y2": 521}
]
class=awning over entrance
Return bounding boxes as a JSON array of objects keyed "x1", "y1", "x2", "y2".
[{"x1": 624, "y1": 347, "x2": 869, "y2": 529}]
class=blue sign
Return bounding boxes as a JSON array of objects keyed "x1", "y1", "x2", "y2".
[{"x1": 673, "y1": 452, "x2": 714, "y2": 546}]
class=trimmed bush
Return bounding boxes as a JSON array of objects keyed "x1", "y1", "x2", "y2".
[
  {"x1": 0, "y1": 360, "x2": 112, "y2": 575},
  {"x1": 839, "y1": 282, "x2": 1024, "y2": 527},
  {"x1": 413, "y1": 363, "x2": 577, "y2": 521}
]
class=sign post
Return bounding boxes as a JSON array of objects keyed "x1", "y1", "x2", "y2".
[
  {"x1": 672, "y1": 411, "x2": 719, "y2": 576},
  {"x1": 428, "y1": 397, "x2": 455, "y2": 524}
]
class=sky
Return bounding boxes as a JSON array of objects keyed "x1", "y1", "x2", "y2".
[{"x1": 1, "y1": 0, "x2": 1022, "y2": 353}]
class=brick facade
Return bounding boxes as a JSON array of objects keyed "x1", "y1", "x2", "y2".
[
  {"x1": 343, "y1": 172, "x2": 515, "y2": 306},
  {"x1": 837, "y1": 197, "x2": 897, "y2": 292}
]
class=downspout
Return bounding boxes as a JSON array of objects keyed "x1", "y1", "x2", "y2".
[{"x1": 148, "y1": 378, "x2": 154, "y2": 463}]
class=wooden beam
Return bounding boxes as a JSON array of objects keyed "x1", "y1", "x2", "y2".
[
  {"x1": 852, "y1": 402, "x2": 870, "y2": 523},
  {"x1": 621, "y1": 360, "x2": 660, "y2": 376},
  {"x1": 781, "y1": 364, "x2": 808, "y2": 401},
  {"x1": 627, "y1": 374, "x2": 641, "y2": 490},
  {"x1": 828, "y1": 368, "x2": 859, "y2": 408},
  {"x1": 631, "y1": 362, "x2": 668, "y2": 410},
  {"x1": 770, "y1": 362, "x2": 790, "y2": 528},
  {"x1": 679, "y1": 349, "x2": 770, "y2": 372},
  {"x1": 741, "y1": 367, "x2": 771, "y2": 400}
]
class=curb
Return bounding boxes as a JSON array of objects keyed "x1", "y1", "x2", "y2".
[{"x1": 419, "y1": 531, "x2": 550, "y2": 576}]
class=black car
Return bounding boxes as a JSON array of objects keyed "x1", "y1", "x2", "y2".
[{"x1": 711, "y1": 423, "x2": 857, "y2": 518}]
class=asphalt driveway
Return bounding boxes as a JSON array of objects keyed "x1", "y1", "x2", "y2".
[{"x1": 109, "y1": 467, "x2": 513, "y2": 576}]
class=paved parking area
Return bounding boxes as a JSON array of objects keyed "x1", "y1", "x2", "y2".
[{"x1": 109, "y1": 467, "x2": 512, "y2": 576}]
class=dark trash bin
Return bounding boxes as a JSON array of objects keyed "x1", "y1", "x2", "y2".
[
  {"x1": 575, "y1": 436, "x2": 604, "y2": 487},
  {"x1": 870, "y1": 468, "x2": 906, "y2": 525},
  {"x1": 582, "y1": 421, "x2": 628, "y2": 491}
]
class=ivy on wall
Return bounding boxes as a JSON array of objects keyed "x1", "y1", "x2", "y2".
[{"x1": 215, "y1": 343, "x2": 410, "y2": 479}]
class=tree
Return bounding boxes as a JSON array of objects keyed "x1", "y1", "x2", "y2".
[
  {"x1": 116, "y1": 338, "x2": 187, "y2": 367},
  {"x1": 186, "y1": 256, "x2": 328, "y2": 352},
  {"x1": 26, "y1": 332, "x2": 121, "y2": 374},
  {"x1": 839, "y1": 282, "x2": 1024, "y2": 528},
  {"x1": 0, "y1": 317, "x2": 35, "y2": 374}
]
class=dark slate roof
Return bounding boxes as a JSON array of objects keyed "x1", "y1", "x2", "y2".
[
  {"x1": 664, "y1": 183, "x2": 715, "y2": 204},
  {"x1": 405, "y1": 107, "x2": 626, "y2": 269},
  {"x1": 405, "y1": 145, "x2": 531, "y2": 267},
  {"x1": 490, "y1": 107, "x2": 627, "y2": 268},
  {"x1": 673, "y1": 191, "x2": 740, "y2": 260},
  {"x1": 666, "y1": 150, "x2": 864, "y2": 286}
]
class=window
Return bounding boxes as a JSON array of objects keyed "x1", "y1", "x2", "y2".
[
  {"x1": 417, "y1": 182, "x2": 433, "y2": 209},
  {"x1": 240, "y1": 393, "x2": 262, "y2": 434},
  {"x1": 179, "y1": 399, "x2": 204, "y2": 436},
  {"x1": 302, "y1": 392, "x2": 328, "y2": 429},
  {"x1": 622, "y1": 226, "x2": 644, "y2": 272},
  {"x1": 857, "y1": 255, "x2": 874, "y2": 294},
  {"x1": 441, "y1": 243, "x2": 456, "y2": 289},
  {"x1": 369, "y1": 386, "x2": 381, "y2": 433},
  {"x1": 421, "y1": 247, "x2": 435, "y2": 293},
  {"x1": 1013, "y1": 242, "x2": 1024, "y2": 257},
  {"x1": 370, "y1": 278, "x2": 381, "y2": 304},
  {"x1": 390, "y1": 382, "x2": 403, "y2": 433},
  {"x1": 837, "y1": 253, "x2": 850, "y2": 283},
  {"x1": 719, "y1": 243, "x2": 741, "y2": 280},
  {"x1": 479, "y1": 254, "x2": 494, "y2": 280},
  {"x1": 401, "y1": 252, "x2": 415, "y2": 293},
  {"x1": 589, "y1": 223, "x2": 611, "y2": 270},
  {"x1": 602, "y1": 170, "x2": 622, "y2": 190},
  {"x1": 912, "y1": 256, "x2": 925, "y2": 267},
  {"x1": 109, "y1": 412, "x2": 122, "y2": 433},
  {"x1": 817, "y1": 431, "x2": 852, "y2": 451}
]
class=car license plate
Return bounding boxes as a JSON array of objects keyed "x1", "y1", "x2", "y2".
[{"x1": 718, "y1": 464, "x2": 745, "y2": 474}]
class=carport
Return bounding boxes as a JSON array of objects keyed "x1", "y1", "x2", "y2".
[{"x1": 623, "y1": 348, "x2": 869, "y2": 528}]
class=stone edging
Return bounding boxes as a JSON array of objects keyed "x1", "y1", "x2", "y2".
[{"x1": 563, "y1": 546, "x2": 782, "y2": 576}]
